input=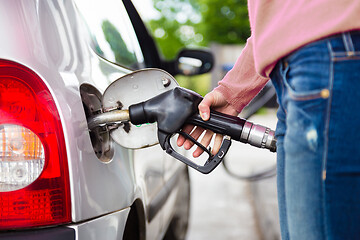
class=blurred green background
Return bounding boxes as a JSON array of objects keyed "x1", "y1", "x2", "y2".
[{"x1": 134, "y1": 0, "x2": 250, "y2": 96}]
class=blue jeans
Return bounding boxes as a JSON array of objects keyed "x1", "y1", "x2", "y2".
[{"x1": 271, "y1": 31, "x2": 360, "y2": 240}]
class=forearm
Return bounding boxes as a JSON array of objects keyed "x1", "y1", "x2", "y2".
[{"x1": 215, "y1": 37, "x2": 270, "y2": 112}]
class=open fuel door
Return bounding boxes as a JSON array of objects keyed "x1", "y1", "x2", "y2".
[{"x1": 102, "y1": 68, "x2": 179, "y2": 149}]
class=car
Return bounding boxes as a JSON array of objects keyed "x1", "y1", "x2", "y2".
[{"x1": 0, "y1": 0, "x2": 213, "y2": 239}]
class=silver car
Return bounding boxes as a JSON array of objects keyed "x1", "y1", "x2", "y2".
[{"x1": 0, "y1": 0, "x2": 213, "y2": 239}]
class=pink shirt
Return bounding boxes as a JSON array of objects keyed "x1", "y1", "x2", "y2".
[{"x1": 216, "y1": 0, "x2": 360, "y2": 112}]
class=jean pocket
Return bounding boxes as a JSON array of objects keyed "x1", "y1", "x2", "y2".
[{"x1": 282, "y1": 60, "x2": 330, "y2": 102}]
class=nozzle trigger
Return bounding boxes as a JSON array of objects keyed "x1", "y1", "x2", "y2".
[{"x1": 158, "y1": 130, "x2": 232, "y2": 174}]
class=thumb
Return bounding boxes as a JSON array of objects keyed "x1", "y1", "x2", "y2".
[{"x1": 198, "y1": 93, "x2": 215, "y2": 121}]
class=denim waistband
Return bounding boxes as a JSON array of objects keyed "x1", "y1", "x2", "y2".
[
  {"x1": 328, "y1": 30, "x2": 360, "y2": 54},
  {"x1": 283, "y1": 30, "x2": 360, "y2": 64}
]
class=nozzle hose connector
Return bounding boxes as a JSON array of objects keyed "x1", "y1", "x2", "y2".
[{"x1": 240, "y1": 121, "x2": 277, "y2": 152}]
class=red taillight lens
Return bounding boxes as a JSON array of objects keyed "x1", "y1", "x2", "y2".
[{"x1": 0, "y1": 59, "x2": 71, "y2": 229}]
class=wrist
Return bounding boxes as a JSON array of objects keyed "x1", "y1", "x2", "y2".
[{"x1": 213, "y1": 85, "x2": 244, "y2": 113}]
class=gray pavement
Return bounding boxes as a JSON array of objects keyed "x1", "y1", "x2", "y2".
[{"x1": 186, "y1": 110, "x2": 280, "y2": 240}]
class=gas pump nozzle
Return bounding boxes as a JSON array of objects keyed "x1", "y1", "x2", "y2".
[
  {"x1": 88, "y1": 87, "x2": 276, "y2": 174},
  {"x1": 129, "y1": 87, "x2": 276, "y2": 174}
]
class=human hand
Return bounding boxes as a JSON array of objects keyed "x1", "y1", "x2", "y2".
[{"x1": 176, "y1": 90, "x2": 238, "y2": 158}]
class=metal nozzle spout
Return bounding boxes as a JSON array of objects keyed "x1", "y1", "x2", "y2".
[
  {"x1": 87, "y1": 110, "x2": 130, "y2": 130},
  {"x1": 240, "y1": 121, "x2": 277, "y2": 152}
]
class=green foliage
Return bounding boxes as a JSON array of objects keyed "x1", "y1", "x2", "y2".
[
  {"x1": 148, "y1": 0, "x2": 203, "y2": 59},
  {"x1": 196, "y1": 0, "x2": 250, "y2": 45},
  {"x1": 148, "y1": 16, "x2": 189, "y2": 59}
]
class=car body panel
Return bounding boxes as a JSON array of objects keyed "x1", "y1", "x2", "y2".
[
  {"x1": 0, "y1": 0, "x2": 191, "y2": 238},
  {"x1": 68, "y1": 208, "x2": 130, "y2": 240},
  {"x1": 0, "y1": 0, "x2": 139, "y2": 221}
]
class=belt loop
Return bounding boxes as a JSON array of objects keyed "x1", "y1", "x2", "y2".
[{"x1": 342, "y1": 32, "x2": 355, "y2": 57}]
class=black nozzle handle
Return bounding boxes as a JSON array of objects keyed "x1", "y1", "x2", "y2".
[
  {"x1": 186, "y1": 111, "x2": 246, "y2": 142},
  {"x1": 129, "y1": 87, "x2": 202, "y2": 134}
]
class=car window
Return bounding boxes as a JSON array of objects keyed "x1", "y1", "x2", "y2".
[{"x1": 75, "y1": 0, "x2": 145, "y2": 70}]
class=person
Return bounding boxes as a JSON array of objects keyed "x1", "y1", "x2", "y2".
[{"x1": 177, "y1": 1, "x2": 360, "y2": 239}]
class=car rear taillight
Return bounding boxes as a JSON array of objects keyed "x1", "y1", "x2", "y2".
[{"x1": 0, "y1": 59, "x2": 71, "y2": 229}]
